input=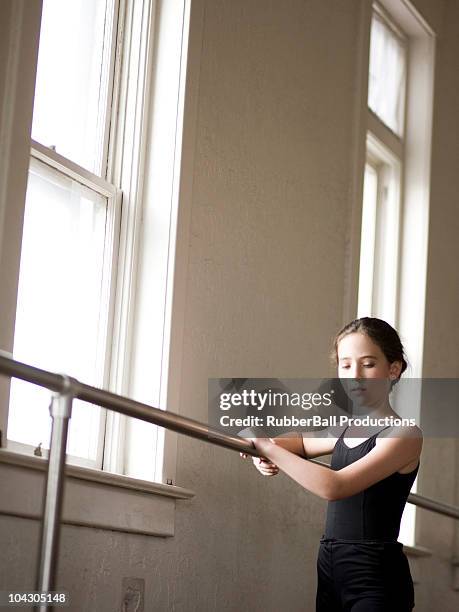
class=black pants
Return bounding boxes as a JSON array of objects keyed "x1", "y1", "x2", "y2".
[{"x1": 316, "y1": 536, "x2": 415, "y2": 611}]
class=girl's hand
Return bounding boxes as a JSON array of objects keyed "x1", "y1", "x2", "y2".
[
  {"x1": 239, "y1": 437, "x2": 279, "y2": 476},
  {"x1": 253, "y1": 456, "x2": 280, "y2": 476}
]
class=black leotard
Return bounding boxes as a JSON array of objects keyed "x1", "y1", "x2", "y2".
[{"x1": 324, "y1": 424, "x2": 420, "y2": 541}]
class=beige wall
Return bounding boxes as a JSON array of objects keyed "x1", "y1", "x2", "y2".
[
  {"x1": 1, "y1": 0, "x2": 459, "y2": 610},
  {"x1": 417, "y1": 0, "x2": 459, "y2": 605}
]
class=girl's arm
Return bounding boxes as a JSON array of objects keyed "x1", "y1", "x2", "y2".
[
  {"x1": 250, "y1": 428, "x2": 422, "y2": 501},
  {"x1": 240, "y1": 431, "x2": 306, "y2": 461},
  {"x1": 243, "y1": 430, "x2": 337, "y2": 459},
  {"x1": 263, "y1": 432, "x2": 306, "y2": 457}
]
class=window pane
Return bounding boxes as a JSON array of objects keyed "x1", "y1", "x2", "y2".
[
  {"x1": 368, "y1": 13, "x2": 406, "y2": 136},
  {"x1": 357, "y1": 163, "x2": 378, "y2": 317},
  {"x1": 7, "y1": 158, "x2": 110, "y2": 461},
  {"x1": 31, "y1": 0, "x2": 115, "y2": 174}
]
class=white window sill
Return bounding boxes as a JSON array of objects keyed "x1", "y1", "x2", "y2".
[
  {"x1": 0, "y1": 449, "x2": 195, "y2": 537},
  {"x1": 403, "y1": 544, "x2": 432, "y2": 558}
]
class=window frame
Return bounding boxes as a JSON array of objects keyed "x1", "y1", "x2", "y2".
[
  {"x1": 102, "y1": 0, "x2": 163, "y2": 477},
  {"x1": 358, "y1": 131, "x2": 402, "y2": 324},
  {"x1": 359, "y1": 2, "x2": 407, "y2": 326},
  {"x1": 0, "y1": 0, "x2": 194, "y2": 488},
  {"x1": 363, "y1": 6, "x2": 410, "y2": 542},
  {"x1": 352, "y1": 0, "x2": 436, "y2": 548},
  {"x1": 6, "y1": 138, "x2": 122, "y2": 469},
  {"x1": 0, "y1": 0, "x2": 156, "y2": 472}
]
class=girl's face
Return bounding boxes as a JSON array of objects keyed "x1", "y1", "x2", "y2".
[{"x1": 337, "y1": 332, "x2": 402, "y2": 408}]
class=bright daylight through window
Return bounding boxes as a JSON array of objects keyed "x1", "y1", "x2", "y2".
[{"x1": 7, "y1": 0, "x2": 119, "y2": 467}]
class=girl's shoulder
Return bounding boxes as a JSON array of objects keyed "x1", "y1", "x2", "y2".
[{"x1": 379, "y1": 423, "x2": 423, "y2": 446}]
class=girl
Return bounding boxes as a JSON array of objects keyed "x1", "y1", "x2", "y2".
[{"x1": 241, "y1": 317, "x2": 422, "y2": 611}]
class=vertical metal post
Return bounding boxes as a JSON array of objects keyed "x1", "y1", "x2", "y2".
[{"x1": 35, "y1": 380, "x2": 74, "y2": 611}]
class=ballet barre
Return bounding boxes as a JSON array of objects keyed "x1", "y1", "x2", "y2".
[{"x1": 0, "y1": 351, "x2": 458, "y2": 611}]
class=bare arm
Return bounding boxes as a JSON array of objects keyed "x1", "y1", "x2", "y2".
[
  {"x1": 268, "y1": 430, "x2": 337, "y2": 459},
  {"x1": 269, "y1": 432, "x2": 306, "y2": 457},
  {"x1": 299, "y1": 431, "x2": 337, "y2": 458},
  {"x1": 249, "y1": 427, "x2": 422, "y2": 501}
]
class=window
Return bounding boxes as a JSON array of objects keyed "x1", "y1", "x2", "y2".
[
  {"x1": 2, "y1": 0, "x2": 189, "y2": 483},
  {"x1": 7, "y1": 153, "x2": 118, "y2": 467},
  {"x1": 6, "y1": 0, "x2": 120, "y2": 468},
  {"x1": 368, "y1": 10, "x2": 406, "y2": 137},
  {"x1": 357, "y1": 1, "x2": 436, "y2": 547},
  {"x1": 31, "y1": 0, "x2": 115, "y2": 174},
  {"x1": 358, "y1": 5, "x2": 406, "y2": 325},
  {"x1": 358, "y1": 134, "x2": 401, "y2": 324}
]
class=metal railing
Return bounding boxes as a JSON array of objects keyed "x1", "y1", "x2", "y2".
[{"x1": 0, "y1": 351, "x2": 458, "y2": 610}]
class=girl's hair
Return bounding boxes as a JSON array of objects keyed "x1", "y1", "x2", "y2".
[{"x1": 329, "y1": 317, "x2": 408, "y2": 388}]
